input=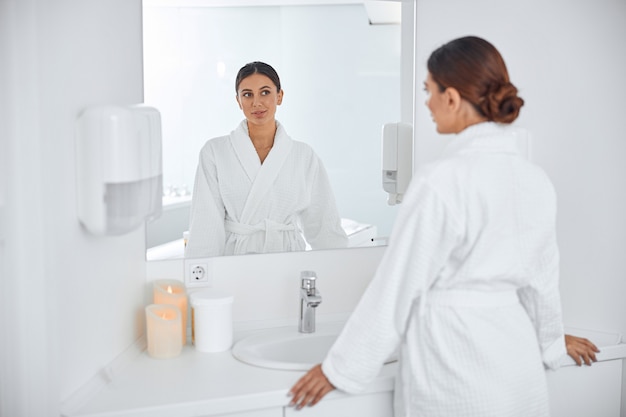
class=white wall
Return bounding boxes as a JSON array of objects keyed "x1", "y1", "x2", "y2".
[
  {"x1": 148, "y1": 246, "x2": 387, "y2": 326},
  {"x1": 0, "y1": 1, "x2": 147, "y2": 415}
]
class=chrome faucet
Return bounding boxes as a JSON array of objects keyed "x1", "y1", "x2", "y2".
[{"x1": 299, "y1": 271, "x2": 322, "y2": 333}]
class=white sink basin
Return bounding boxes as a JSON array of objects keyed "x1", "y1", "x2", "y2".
[{"x1": 232, "y1": 321, "x2": 397, "y2": 371}]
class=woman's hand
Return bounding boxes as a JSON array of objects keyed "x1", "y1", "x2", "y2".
[
  {"x1": 288, "y1": 364, "x2": 335, "y2": 409},
  {"x1": 565, "y1": 334, "x2": 599, "y2": 366}
]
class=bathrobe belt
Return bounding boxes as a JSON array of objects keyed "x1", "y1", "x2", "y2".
[
  {"x1": 225, "y1": 219, "x2": 297, "y2": 235},
  {"x1": 225, "y1": 219, "x2": 298, "y2": 251},
  {"x1": 418, "y1": 289, "x2": 519, "y2": 317}
]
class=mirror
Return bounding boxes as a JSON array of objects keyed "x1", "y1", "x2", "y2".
[{"x1": 143, "y1": 0, "x2": 406, "y2": 260}]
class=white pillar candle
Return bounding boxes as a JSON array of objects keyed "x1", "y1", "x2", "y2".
[
  {"x1": 145, "y1": 304, "x2": 182, "y2": 359},
  {"x1": 153, "y1": 279, "x2": 188, "y2": 345}
]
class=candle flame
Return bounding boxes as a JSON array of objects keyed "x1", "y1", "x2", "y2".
[{"x1": 167, "y1": 285, "x2": 173, "y2": 294}]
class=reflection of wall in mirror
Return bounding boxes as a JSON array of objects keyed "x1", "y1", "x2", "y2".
[{"x1": 143, "y1": 3, "x2": 402, "y2": 255}]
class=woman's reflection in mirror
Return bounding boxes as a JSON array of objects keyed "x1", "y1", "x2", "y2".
[{"x1": 184, "y1": 62, "x2": 348, "y2": 258}]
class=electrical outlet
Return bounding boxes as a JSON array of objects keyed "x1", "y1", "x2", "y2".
[
  {"x1": 191, "y1": 265, "x2": 205, "y2": 281},
  {"x1": 184, "y1": 260, "x2": 211, "y2": 288}
]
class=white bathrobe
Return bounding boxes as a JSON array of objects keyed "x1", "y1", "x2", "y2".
[
  {"x1": 184, "y1": 120, "x2": 348, "y2": 258},
  {"x1": 322, "y1": 122, "x2": 566, "y2": 417}
]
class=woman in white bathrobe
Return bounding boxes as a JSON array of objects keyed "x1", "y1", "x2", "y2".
[
  {"x1": 289, "y1": 37, "x2": 598, "y2": 416},
  {"x1": 185, "y1": 62, "x2": 348, "y2": 258}
]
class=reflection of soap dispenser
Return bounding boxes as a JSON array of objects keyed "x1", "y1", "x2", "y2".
[
  {"x1": 382, "y1": 122, "x2": 413, "y2": 205},
  {"x1": 75, "y1": 105, "x2": 163, "y2": 235}
]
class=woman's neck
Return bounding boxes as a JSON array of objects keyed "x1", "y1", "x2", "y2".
[
  {"x1": 247, "y1": 121, "x2": 276, "y2": 164},
  {"x1": 247, "y1": 121, "x2": 276, "y2": 148},
  {"x1": 452, "y1": 102, "x2": 488, "y2": 134}
]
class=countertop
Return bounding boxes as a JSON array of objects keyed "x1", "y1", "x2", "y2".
[
  {"x1": 65, "y1": 324, "x2": 625, "y2": 417},
  {"x1": 66, "y1": 327, "x2": 397, "y2": 417}
]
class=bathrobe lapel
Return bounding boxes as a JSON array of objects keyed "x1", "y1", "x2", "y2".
[
  {"x1": 229, "y1": 121, "x2": 293, "y2": 224},
  {"x1": 229, "y1": 121, "x2": 261, "y2": 183}
]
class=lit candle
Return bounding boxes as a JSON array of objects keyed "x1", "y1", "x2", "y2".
[
  {"x1": 153, "y1": 279, "x2": 188, "y2": 345},
  {"x1": 145, "y1": 304, "x2": 182, "y2": 359}
]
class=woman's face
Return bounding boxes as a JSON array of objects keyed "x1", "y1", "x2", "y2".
[
  {"x1": 424, "y1": 72, "x2": 454, "y2": 134},
  {"x1": 236, "y1": 73, "x2": 283, "y2": 127}
]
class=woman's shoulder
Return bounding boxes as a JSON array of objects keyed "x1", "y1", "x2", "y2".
[
  {"x1": 415, "y1": 156, "x2": 462, "y2": 181},
  {"x1": 201, "y1": 134, "x2": 231, "y2": 151},
  {"x1": 290, "y1": 141, "x2": 326, "y2": 171},
  {"x1": 290, "y1": 139, "x2": 316, "y2": 155},
  {"x1": 196, "y1": 135, "x2": 233, "y2": 166}
]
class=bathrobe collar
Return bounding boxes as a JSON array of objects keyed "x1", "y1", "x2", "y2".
[
  {"x1": 229, "y1": 120, "x2": 292, "y2": 180},
  {"x1": 229, "y1": 119, "x2": 293, "y2": 224},
  {"x1": 442, "y1": 121, "x2": 522, "y2": 158}
]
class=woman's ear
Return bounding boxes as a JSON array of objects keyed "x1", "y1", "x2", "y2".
[
  {"x1": 277, "y1": 89, "x2": 284, "y2": 105},
  {"x1": 235, "y1": 94, "x2": 243, "y2": 110},
  {"x1": 445, "y1": 87, "x2": 462, "y2": 112}
]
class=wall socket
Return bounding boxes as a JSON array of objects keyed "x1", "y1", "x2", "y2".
[{"x1": 184, "y1": 260, "x2": 211, "y2": 288}]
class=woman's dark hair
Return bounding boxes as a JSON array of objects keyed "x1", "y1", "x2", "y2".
[
  {"x1": 427, "y1": 36, "x2": 524, "y2": 123},
  {"x1": 235, "y1": 61, "x2": 281, "y2": 94}
]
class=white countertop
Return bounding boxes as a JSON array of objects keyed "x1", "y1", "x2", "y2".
[
  {"x1": 67, "y1": 329, "x2": 397, "y2": 417},
  {"x1": 65, "y1": 324, "x2": 625, "y2": 417}
]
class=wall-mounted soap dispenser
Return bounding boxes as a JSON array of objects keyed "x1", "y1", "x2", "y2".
[
  {"x1": 75, "y1": 105, "x2": 163, "y2": 236},
  {"x1": 382, "y1": 122, "x2": 413, "y2": 205}
]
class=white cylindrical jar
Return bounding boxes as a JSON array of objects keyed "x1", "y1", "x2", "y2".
[{"x1": 190, "y1": 289, "x2": 234, "y2": 352}]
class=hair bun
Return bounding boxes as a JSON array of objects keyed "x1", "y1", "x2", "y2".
[{"x1": 479, "y1": 82, "x2": 524, "y2": 123}]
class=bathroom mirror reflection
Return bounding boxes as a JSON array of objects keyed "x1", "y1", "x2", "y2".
[{"x1": 144, "y1": 0, "x2": 405, "y2": 260}]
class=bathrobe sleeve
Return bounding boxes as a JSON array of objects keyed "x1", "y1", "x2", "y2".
[
  {"x1": 299, "y1": 155, "x2": 348, "y2": 250},
  {"x1": 184, "y1": 142, "x2": 227, "y2": 258},
  {"x1": 322, "y1": 175, "x2": 462, "y2": 393},
  {"x1": 517, "y1": 249, "x2": 566, "y2": 370},
  {"x1": 516, "y1": 189, "x2": 566, "y2": 369}
]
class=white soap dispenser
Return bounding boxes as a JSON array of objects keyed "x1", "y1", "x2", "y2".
[
  {"x1": 75, "y1": 104, "x2": 163, "y2": 236},
  {"x1": 382, "y1": 122, "x2": 413, "y2": 205}
]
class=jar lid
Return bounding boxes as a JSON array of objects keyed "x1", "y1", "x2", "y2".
[{"x1": 190, "y1": 288, "x2": 234, "y2": 306}]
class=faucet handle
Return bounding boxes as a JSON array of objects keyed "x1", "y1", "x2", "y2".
[{"x1": 300, "y1": 270, "x2": 317, "y2": 290}]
